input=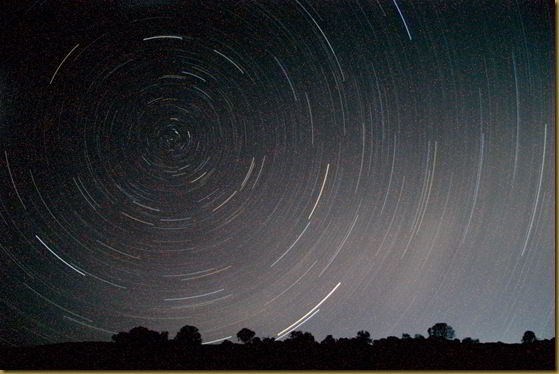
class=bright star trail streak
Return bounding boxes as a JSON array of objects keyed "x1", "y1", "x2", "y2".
[
  {"x1": 277, "y1": 282, "x2": 341, "y2": 337},
  {"x1": 35, "y1": 235, "x2": 86, "y2": 276},
  {"x1": 308, "y1": 164, "x2": 330, "y2": 220},
  {"x1": 0, "y1": 0, "x2": 553, "y2": 347},
  {"x1": 49, "y1": 43, "x2": 80, "y2": 85},
  {"x1": 391, "y1": 0, "x2": 412, "y2": 41}
]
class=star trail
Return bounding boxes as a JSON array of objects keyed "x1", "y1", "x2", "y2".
[{"x1": 0, "y1": 0, "x2": 554, "y2": 346}]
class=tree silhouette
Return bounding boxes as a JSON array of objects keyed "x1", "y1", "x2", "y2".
[
  {"x1": 112, "y1": 326, "x2": 168, "y2": 345},
  {"x1": 386, "y1": 336, "x2": 400, "y2": 343},
  {"x1": 287, "y1": 330, "x2": 315, "y2": 345},
  {"x1": 414, "y1": 334, "x2": 425, "y2": 340},
  {"x1": 262, "y1": 337, "x2": 276, "y2": 344},
  {"x1": 321, "y1": 334, "x2": 336, "y2": 345},
  {"x1": 462, "y1": 337, "x2": 479, "y2": 344},
  {"x1": 402, "y1": 333, "x2": 411, "y2": 340},
  {"x1": 355, "y1": 330, "x2": 372, "y2": 344},
  {"x1": 236, "y1": 328, "x2": 256, "y2": 344},
  {"x1": 175, "y1": 325, "x2": 202, "y2": 346},
  {"x1": 112, "y1": 332, "x2": 130, "y2": 345},
  {"x1": 522, "y1": 330, "x2": 537, "y2": 344},
  {"x1": 427, "y1": 323, "x2": 455, "y2": 340},
  {"x1": 337, "y1": 337, "x2": 351, "y2": 344}
]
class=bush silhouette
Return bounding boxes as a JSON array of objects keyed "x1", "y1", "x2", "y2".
[
  {"x1": 427, "y1": 323, "x2": 455, "y2": 340},
  {"x1": 174, "y1": 325, "x2": 202, "y2": 346},
  {"x1": 236, "y1": 328, "x2": 256, "y2": 344},
  {"x1": 321, "y1": 334, "x2": 336, "y2": 345},
  {"x1": 462, "y1": 337, "x2": 479, "y2": 344},
  {"x1": 262, "y1": 337, "x2": 276, "y2": 344},
  {"x1": 355, "y1": 330, "x2": 372, "y2": 344},
  {"x1": 521, "y1": 330, "x2": 537, "y2": 344},
  {"x1": 287, "y1": 330, "x2": 315, "y2": 345},
  {"x1": 386, "y1": 336, "x2": 400, "y2": 343},
  {"x1": 112, "y1": 326, "x2": 168, "y2": 345}
]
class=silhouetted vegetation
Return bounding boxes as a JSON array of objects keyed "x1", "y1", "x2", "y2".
[
  {"x1": 462, "y1": 337, "x2": 480, "y2": 344},
  {"x1": 356, "y1": 330, "x2": 372, "y2": 344},
  {"x1": 0, "y1": 324, "x2": 554, "y2": 369},
  {"x1": 112, "y1": 326, "x2": 168, "y2": 346},
  {"x1": 286, "y1": 330, "x2": 315, "y2": 345},
  {"x1": 236, "y1": 328, "x2": 256, "y2": 344},
  {"x1": 522, "y1": 330, "x2": 537, "y2": 344},
  {"x1": 427, "y1": 322, "x2": 455, "y2": 340},
  {"x1": 174, "y1": 325, "x2": 202, "y2": 346}
]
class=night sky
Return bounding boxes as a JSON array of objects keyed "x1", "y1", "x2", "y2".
[{"x1": 0, "y1": 0, "x2": 554, "y2": 346}]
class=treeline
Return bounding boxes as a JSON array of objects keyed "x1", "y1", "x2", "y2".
[
  {"x1": 0, "y1": 322, "x2": 554, "y2": 369},
  {"x1": 110, "y1": 322, "x2": 540, "y2": 347}
]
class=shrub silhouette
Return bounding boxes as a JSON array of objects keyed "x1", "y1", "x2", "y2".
[
  {"x1": 236, "y1": 328, "x2": 256, "y2": 344},
  {"x1": 112, "y1": 326, "x2": 168, "y2": 345},
  {"x1": 287, "y1": 330, "x2": 315, "y2": 345},
  {"x1": 321, "y1": 334, "x2": 336, "y2": 345},
  {"x1": 462, "y1": 337, "x2": 479, "y2": 344},
  {"x1": 262, "y1": 337, "x2": 276, "y2": 344},
  {"x1": 337, "y1": 337, "x2": 351, "y2": 344},
  {"x1": 174, "y1": 325, "x2": 202, "y2": 346},
  {"x1": 427, "y1": 323, "x2": 455, "y2": 340},
  {"x1": 355, "y1": 330, "x2": 372, "y2": 344},
  {"x1": 522, "y1": 330, "x2": 537, "y2": 344}
]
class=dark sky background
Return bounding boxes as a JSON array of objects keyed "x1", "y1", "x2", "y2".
[{"x1": 0, "y1": 0, "x2": 554, "y2": 346}]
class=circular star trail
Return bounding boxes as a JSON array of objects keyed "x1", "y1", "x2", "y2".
[{"x1": 0, "y1": 0, "x2": 553, "y2": 345}]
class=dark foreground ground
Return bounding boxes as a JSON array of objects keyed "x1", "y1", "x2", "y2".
[{"x1": 0, "y1": 338, "x2": 554, "y2": 370}]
